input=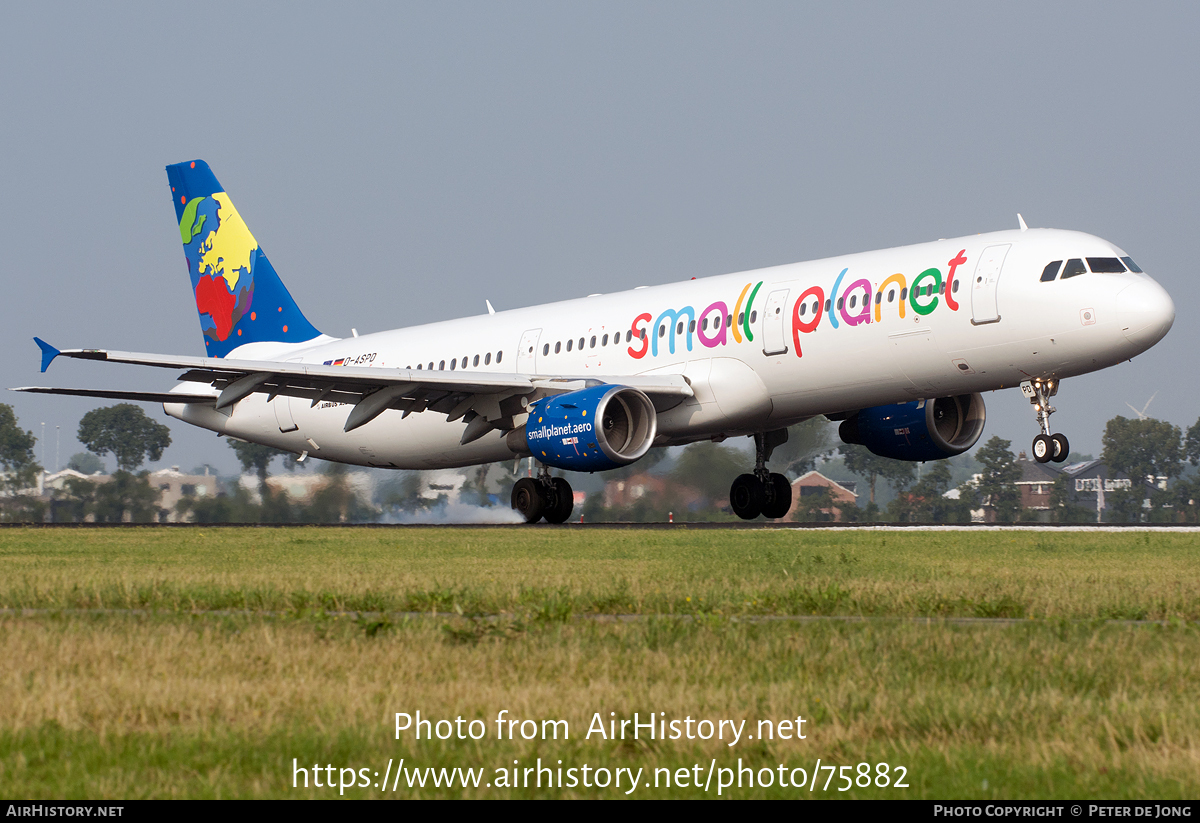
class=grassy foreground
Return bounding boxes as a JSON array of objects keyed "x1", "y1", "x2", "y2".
[{"x1": 0, "y1": 527, "x2": 1198, "y2": 798}]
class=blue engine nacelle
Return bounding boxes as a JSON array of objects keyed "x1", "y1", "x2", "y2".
[
  {"x1": 513, "y1": 384, "x2": 658, "y2": 472},
  {"x1": 838, "y1": 394, "x2": 986, "y2": 462}
]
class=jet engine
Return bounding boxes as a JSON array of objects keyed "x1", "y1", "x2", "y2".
[
  {"x1": 509, "y1": 384, "x2": 657, "y2": 472},
  {"x1": 838, "y1": 394, "x2": 986, "y2": 462}
]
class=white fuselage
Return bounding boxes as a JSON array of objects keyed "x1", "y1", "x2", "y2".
[{"x1": 165, "y1": 228, "x2": 1174, "y2": 470}]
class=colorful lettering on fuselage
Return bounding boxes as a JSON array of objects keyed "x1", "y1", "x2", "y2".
[{"x1": 626, "y1": 251, "x2": 968, "y2": 360}]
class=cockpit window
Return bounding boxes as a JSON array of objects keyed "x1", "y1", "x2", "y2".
[
  {"x1": 1121, "y1": 256, "x2": 1143, "y2": 273},
  {"x1": 1087, "y1": 257, "x2": 1126, "y2": 273},
  {"x1": 1040, "y1": 261, "x2": 1062, "y2": 282},
  {"x1": 1061, "y1": 258, "x2": 1087, "y2": 279}
]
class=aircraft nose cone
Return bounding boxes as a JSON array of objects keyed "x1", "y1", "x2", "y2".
[{"x1": 1116, "y1": 279, "x2": 1175, "y2": 352}]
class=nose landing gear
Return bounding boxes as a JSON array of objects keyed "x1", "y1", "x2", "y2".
[
  {"x1": 1022, "y1": 379, "x2": 1069, "y2": 464},
  {"x1": 511, "y1": 465, "x2": 574, "y2": 524},
  {"x1": 729, "y1": 430, "x2": 793, "y2": 520}
]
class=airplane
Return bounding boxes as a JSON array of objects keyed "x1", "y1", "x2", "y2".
[{"x1": 14, "y1": 160, "x2": 1176, "y2": 522}]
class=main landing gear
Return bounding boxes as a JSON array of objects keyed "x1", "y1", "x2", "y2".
[
  {"x1": 1022, "y1": 379, "x2": 1069, "y2": 464},
  {"x1": 729, "y1": 430, "x2": 793, "y2": 520},
  {"x1": 511, "y1": 465, "x2": 574, "y2": 524}
]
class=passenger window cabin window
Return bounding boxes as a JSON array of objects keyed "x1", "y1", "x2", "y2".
[
  {"x1": 1062, "y1": 258, "x2": 1086, "y2": 279},
  {"x1": 824, "y1": 300, "x2": 831, "y2": 312},
  {"x1": 439, "y1": 360, "x2": 446, "y2": 370},
  {"x1": 835, "y1": 299, "x2": 843, "y2": 311},
  {"x1": 888, "y1": 289, "x2": 895, "y2": 302},
  {"x1": 590, "y1": 336, "x2": 596, "y2": 348},
  {"x1": 578, "y1": 337, "x2": 584, "y2": 350},
  {"x1": 688, "y1": 320, "x2": 696, "y2": 333},
  {"x1": 461, "y1": 357, "x2": 467, "y2": 369},
  {"x1": 875, "y1": 292, "x2": 882, "y2": 305},
  {"x1": 750, "y1": 310, "x2": 757, "y2": 323},
  {"x1": 1040, "y1": 261, "x2": 1062, "y2": 282},
  {"x1": 428, "y1": 362, "x2": 434, "y2": 370},
  {"x1": 555, "y1": 341, "x2": 561, "y2": 353},
  {"x1": 1121, "y1": 256, "x2": 1143, "y2": 273},
  {"x1": 625, "y1": 330, "x2": 632, "y2": 343},
  {"x1": 676, "y1": 322, "x2": 683, "y2": 335},
  {"x1": 450, "y1": 358, "x2": 456, "y2": 370},
  {"x1": 473, "y1": 354, "x2": 479, "y2": 367},
  {"x1": 952, "y1": 280, "x2": 959, "y2": 293},
  {"x1": 727, "y1": 314, "x2": 733, "y2": 328},
  {"x1": 738, "y1": 312, "x2": 745, "y2": 325},
  {"x1": 566, "y1": 339, "x2": 573, "y2": 352},
  {"x1": 900, "y1": 288, "x2": 907, "y2": 301},
  {"x1": 1087, "y1": 257, "x2": 1127, "y2": 273},
  {"x1": 658, "y1": 325, "x2": 665, "y2": 338},
  {"x1": 849, "y1": 295, "x2": 856, "y2": 309},
  {"x1": 602, "y1": 334, "x2": 609, "y2": 346},
  {"x1": 542, "y1": 344, "x2": 548, "y2": 356},
  {"x1": 416, "y1": 363, "x2": 422, "y2": 370},
  {"x1": 799, "y1": 302, "x2": 807, "y2": 316},
  {"x1": 485, "y1": 352, "x2": 492, "y2": 365},
  {"x1": 496, "y1": 351, "x2": 503, "y2": 363}
]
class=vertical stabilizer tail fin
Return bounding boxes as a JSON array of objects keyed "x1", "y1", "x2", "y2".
[{"x1": 166, "y1": 160, "x2": 322, "y2": 358}]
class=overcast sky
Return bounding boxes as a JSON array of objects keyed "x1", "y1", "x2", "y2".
[{"x1": 2, "y1": 2, "x2": 1196, "y2": 475}]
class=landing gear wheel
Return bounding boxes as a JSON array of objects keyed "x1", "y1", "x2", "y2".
[
  {"x1": 511, "y1": 478, "x2": 545, "y2": 523},
  {"x1": 1051, "y1": 433, "x2": 1069, "y2": 463},
  {"x1": 760, "y1": 473, "x2": 793, "y2": 520},
  {"x1": 543, "y1": 477, "x2": 575, "y2": 524},
  {"x1": 1032, "y1": 434, "x2": 1053, "y2": 464},
  {"x1": 730, "y1": 473, "x2": 765, "y2": 520}
]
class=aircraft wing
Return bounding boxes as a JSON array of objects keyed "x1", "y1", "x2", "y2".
[{"x1": 22, "y1": 339, "x2": 693, "y2": 444}]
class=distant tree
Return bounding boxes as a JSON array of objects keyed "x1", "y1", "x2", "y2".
[
  {"x1": 91, "y1": 471, "x2": 160, "y2": 523},
  {"x1": 1102, "y1": 416, "x2": 1182, "y2": 520},
  {"x1": 67, "y1": 451, "x2": 104, "y2": 475},
  {"x1": 771, "y1": 419, "x2": 836, "y2": 478},
  {"x1": 304, "y1": 463, "x2": 377, "y2": 523},
  {"x1": 974, "y1": 436, "x2": 1022, "y2": 522},
  {"x1": 0, "y1": 404, "x2": 44, "y2": 521},
  {"x1": 228, "y1": 440, "x2": 295, "y2": 488},
  {"x1": 841, "y1": 444, "x2": 917, "y2": 507},
  {"x1": 791, "y1": 485, "x2": 834, "y2": 522},
  {"x1": 1048, "y1": 473, "x2": 1091, "y2": 523},
  {"x1": 899, "y1": 461, "x2": 970, "y2": 522},
  {"x1": 670, "y1": 442, "x2": 746, "y2": 502},
  {"x1": 1185, "y1": 417, "x2": 1200, "y2": 466},
  {"x1": 1102, "y1": 416, "x2": 1183, "y2": 484},
  {"x1": 0, "y1": 404, "x2": 40, "y2": 492},
  {"x1": 603, "y1": 447, "x2": 668, "y2": 481},
  {"x1": 77, "y1": 404, "x2": 171, "y2": 471}
]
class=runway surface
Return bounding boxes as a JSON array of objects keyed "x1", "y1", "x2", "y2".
[{"x1": 2, "y1": 521, "x2": 1200, "y2": 531}]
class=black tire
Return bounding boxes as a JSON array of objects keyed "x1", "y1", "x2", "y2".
[
  {"x1": 1051, "y1": 433, "x2": 1070, "y2": 463},
  {"x1": 511, "y1": 478, "x2": 545, "y2": 523},
  {"x1": 543, "y1": 477, "x2": 575, "y2": 524},
  {"x1": 1032, "y1": 434, "x2": 1053, "y2": 464},
  {"x1": 760, "y1": 473, "x2": 793, "y2": 519},
  {"x1": 729, "y1": 473, "x2": 765, "y2": 520}
]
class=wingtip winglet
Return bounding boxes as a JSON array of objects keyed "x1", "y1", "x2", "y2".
[{"x1": 33, "y1": 337, "x2": 59, "y2": 373}]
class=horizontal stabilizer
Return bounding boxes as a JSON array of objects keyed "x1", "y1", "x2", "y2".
[{"x1": 9, "y1": 387, "x2": 217, "y2": 404}]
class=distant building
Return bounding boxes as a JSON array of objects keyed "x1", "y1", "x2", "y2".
[
  {"x1": 1013, "y1": 452, "x2": 1062, "y2": 520},
  {"x1": 602, "y1": 472, "x2": 706, "y2": 513},
  {"x1": 785, "y1": 471, "x2": 857, "y2": 521},
  {"x1": 150, "y1": 466, "x2": 217, "y2": 522}
]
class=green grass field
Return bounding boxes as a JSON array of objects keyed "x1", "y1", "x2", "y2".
[{"x1": 1, "y1": 527, "x2": 1198, "y2": 798}]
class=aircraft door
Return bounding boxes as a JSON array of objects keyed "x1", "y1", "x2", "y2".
[
  {"x1": 761, "y1": 289, "x2": 790, "y2": 356},
  {"x1": 970, "y1": 244, "x2": 1010, "y2": 325},
  {"x1": 516, "y1": 328, "x2": 541, "y2": 374}
]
